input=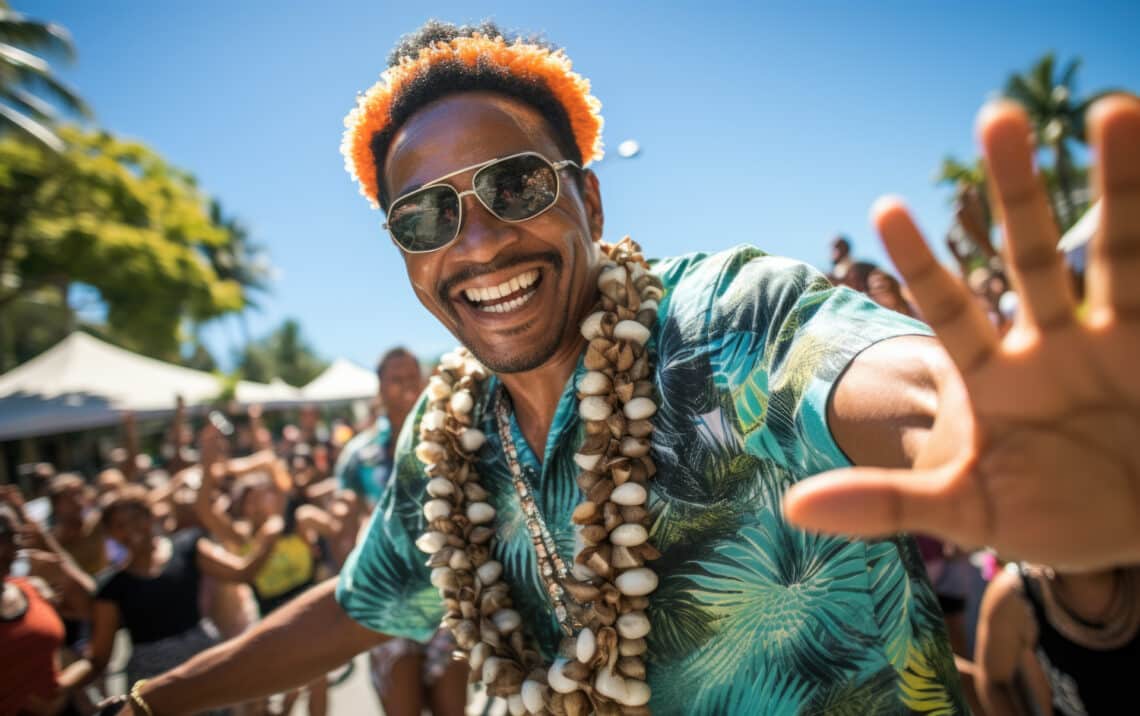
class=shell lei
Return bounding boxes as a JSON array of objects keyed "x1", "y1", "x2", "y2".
[{"x1": 415, "y1": 238, "x2": 663, "y2": 716}]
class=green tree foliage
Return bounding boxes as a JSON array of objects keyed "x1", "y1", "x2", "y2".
[
  {"x1": 237, "y1": 318, "x2": 326, "y2": 387},
  {"x1": 1003, "y1": 53, "x2": 1111, "y2": 230},
  {"x1": 183, "y1": 341, "x2": 218, "y2": 372},
  {"x1": 0, "y1": 127, "x2": 244, "y2": 366},
  {"x1": 0, "y1": 1, "x2": 90, "y2": 151}
]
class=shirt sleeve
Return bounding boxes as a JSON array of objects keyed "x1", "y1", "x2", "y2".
[
  {"x1": 94, "y1": 569, "x2": 122, "y2": 603},
  {"x1": 333, "y1": 432, "x2": 366, "y2": 495},
  {"x1": 704, "y1": 246, "x2": 932, "y2": 475},
  {"x1": 335, "y1": 394, "x2": 443, "y2": 642}
]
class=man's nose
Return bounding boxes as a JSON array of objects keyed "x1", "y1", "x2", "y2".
[{"x1": 449, "y1": 192, "x2": 519, "y2": 262}]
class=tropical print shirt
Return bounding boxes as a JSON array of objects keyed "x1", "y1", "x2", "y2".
[
  {"x1": 334, "y1": 416, "x2": 393, "y2": 507},
  {"x1": 338, "y1": 246, "x2": 967, "y2": 715}
]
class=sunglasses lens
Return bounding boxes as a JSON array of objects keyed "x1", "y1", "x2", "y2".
[
  {"x1": 474, "y1": 154, "x2": 560, "y2": 221},
  {"x1": 387, "y1": 186, "x2": 461, "y2": 252}
]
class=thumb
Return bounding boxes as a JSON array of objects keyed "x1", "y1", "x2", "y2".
[{"x1": 782, "y1": 465, "x2": 961, "y2": 540}]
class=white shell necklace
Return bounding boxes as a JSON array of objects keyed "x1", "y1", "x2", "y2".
[{"x1": 415, "y1": 237, "x2": 663, "y2": 716}]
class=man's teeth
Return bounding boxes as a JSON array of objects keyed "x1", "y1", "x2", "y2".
[
  {"x1": 478, "y1": 288, "x2": 537, "y2": 313},
  {"x1": 463, "y1": 269, "x2": 540, "y2": 305}
]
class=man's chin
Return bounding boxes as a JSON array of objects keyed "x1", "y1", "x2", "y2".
[{"x1": 458, "y1": 327, "x2": 567, "y2": 375}]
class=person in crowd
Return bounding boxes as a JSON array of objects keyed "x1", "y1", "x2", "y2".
[
  {"x1": 0, "y1": 496, "x2": 93, "y2": 716},
  {"x1": 297, "y1": 407, "x2": 330, "y2": 459},
  {"x1": 48, "y1": 474, "x2": 107, "y2": 578},
  {"x1": 83, "y1": 485, "x2": 282, "y2": 690},
  {"x1": 975, "y1": 562, "x2": 1140, "y2": 715},
  {"x1": 866, "y1": 267, "x2": 916, "y2": 317},
  {"x1": 335, "y1": 347, "x2": 425, "y2": 509},
  {"x1": 194, "y1": 428, "x2": 330, "y2": 716},
  {"x1": 16, "y1": 462, "x2": 57, "y2": 505},
  {"x1": 967, "y1": 266, "x2": 1018, "y2": 332},
  {"x1": 100, "y1": 22, "x2": 1140, "y2": 716},
  {"x1": 827, "y1": 234, "x2": 855, "y2": 285},
  {"x1": 94, "y1": 469, "x2": 127, "y2": 500},
  {"x1": 333, "y1": 347, "x2": 466, "y2": 716}
]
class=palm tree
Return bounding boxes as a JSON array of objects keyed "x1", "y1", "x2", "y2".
[
  {"x1": 1003, "y1": 53, "x2": 1109, "y2": 230},
  {"x1": 0, "y1": 1, "x2": 90, "y2": 150},
  {"x1": 935, "y1": 156, "x2": 997, "y2": 273}
]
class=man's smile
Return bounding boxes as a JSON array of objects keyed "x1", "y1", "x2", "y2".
[{"x1": 461, "y1": 268, "x2": 542, "y2": 313}]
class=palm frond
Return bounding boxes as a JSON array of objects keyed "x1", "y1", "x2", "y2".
[
  {"x1": 1031, "y1": 53, "x2": 1056, "y2": 99},
  {"x1": 646, "y1": 570, "x2": 717, "y2": 662},
  {"x1": 0, "y1": 101, "x2": 62, "y2": 150},
  {"x1": 897, "y1": 640, "x2": 957, "y2": 716},
  {"x1": 699, "y1": 658, "x2": 812, "y2": 716},
  {"x1": 0, "y1": 42, "x2": 90, "y2": 116},
  {"x1": 687, "y1": 520, "x2": 881, "y2": 684},
  {"x1": 864, "y1": 540, "x2": 916, "y2": 671},
  {"x1": 0, "y1": 10, "x2": 76, "y2": 61},
  {"x1": 805, "y1": 665, "x2": 903, "y2": 716},
  {"x1": 1, "y1": 84, "x2": 54, "y2": 121},
  {"x1": 1058, "y1": 57, "x2": 1082, "y2": 95}
]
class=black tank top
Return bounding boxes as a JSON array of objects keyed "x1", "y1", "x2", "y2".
[{"x1": 1019, "y1": 567, "x2": 1140, "y2": 716}]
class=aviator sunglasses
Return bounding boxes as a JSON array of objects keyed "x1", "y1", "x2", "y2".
[{"x1": 383, "y1": 151, "x2": 582, "y2": 253}]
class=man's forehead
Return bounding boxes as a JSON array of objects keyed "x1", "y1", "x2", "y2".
[{"x1": 384, "y1": 93, "x2": 562, "y2": 196}]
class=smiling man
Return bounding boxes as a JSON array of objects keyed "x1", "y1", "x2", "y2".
[{"x1": 114, "y1": 19, "x2": 1140, "y2": 716}]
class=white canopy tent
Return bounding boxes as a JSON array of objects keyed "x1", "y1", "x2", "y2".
[
  {"x1": 300, "y1": 358, "x2": 378, "y2": 403},
  {"x1": 0, "y1": 333, "x2": 303, "y2": 441},
  {"x1": 235, "y1": 377, "x2": 305, "y2": 406}
]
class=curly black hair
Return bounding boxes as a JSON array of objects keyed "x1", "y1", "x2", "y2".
[
  {"x1": 371, "y1": 19, "x2": 584, "y2": 210},
  {"x1": 376, "y1": 345, "x2": 418, "y2": 380}
]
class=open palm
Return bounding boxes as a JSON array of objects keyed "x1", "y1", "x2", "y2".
[{"x1": 785, "y1": 97, "x2": 1140, "y2": 571}]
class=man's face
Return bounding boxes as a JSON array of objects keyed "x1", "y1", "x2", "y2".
[
  {"x1": 380, "y1": 354, "x2": 424, "y2": 420},
  {"x1": 106, "y1": 504, "x2": 153, "y2": 552},
  {"x1": 383, "y1": 92, "x2": 605, "y2": 374},
  {"x1": 300, "y1": 406, "x2": 319, "y2": 431},
  {"x1": 830, "y1": 239, "x2": 849, "y2": 264},
  {"x1": 51, "y1": 487, "x2": 83, "y2": 522},
  {"x1": 867, "y1": 273, "x2": 899, "y2": 309}
]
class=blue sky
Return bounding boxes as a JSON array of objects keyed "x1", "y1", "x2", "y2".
[{"x1": 29, "y1": 0, "x2": 1140, "y2": 372}]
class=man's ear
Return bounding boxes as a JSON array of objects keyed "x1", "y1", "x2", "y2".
[{"x1": 580, "y1": 169, "x2": 604, "y2": 243}]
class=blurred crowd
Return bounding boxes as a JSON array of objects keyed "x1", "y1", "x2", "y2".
[{"x1": 0, "y1": 349, "x2": 466, "y2": 716}]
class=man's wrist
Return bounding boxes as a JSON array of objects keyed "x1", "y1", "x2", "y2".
[{"x1": 136, "y1": 676, "x2": 179, "y2": 716}]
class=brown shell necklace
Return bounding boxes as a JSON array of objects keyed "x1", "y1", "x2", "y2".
[{"x1": 413, "y1": 238, "x2": 663, "y2": 716}]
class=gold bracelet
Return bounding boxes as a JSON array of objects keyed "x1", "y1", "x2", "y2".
[{"x1": 128, "y1": 679, "x2": 155, "y2": 716}]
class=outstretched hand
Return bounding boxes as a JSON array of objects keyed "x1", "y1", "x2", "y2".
[{"x1": 785, "y1": 96, "x2": 1140, "y2": 571}]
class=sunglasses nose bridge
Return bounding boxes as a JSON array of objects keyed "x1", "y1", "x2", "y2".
[{"x1": 451, "y1": 188, "x2": 519, "y2": 256}]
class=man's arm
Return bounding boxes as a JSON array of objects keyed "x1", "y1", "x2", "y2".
[
  {"x1": 135, "y1": 579, "x2": 386, "y2": 715},
  {"x1": 827, "y1": 334, "x2": 948, "y2": 470}
]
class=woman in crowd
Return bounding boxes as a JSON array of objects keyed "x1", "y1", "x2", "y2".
[
  {"x1": 84, "y1": 485, "x2": 282, "y2": 691},
  {"x1": 976, "y1": 562, "x2": 1140, "y2": 715},
  {"x1": 866, "y1": 267, "x2": 917, "y2": 317},
  {"x1": 0, "y1": 498, "x2": 93, "y2": 716}
]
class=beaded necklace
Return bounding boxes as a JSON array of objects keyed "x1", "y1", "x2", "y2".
[{"x1": 414, "y1": 238, "x2": 662, "y2": 715}]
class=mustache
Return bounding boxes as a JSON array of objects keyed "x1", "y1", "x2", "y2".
[{"x1": 437, "y1": 250, "x2": 562, "y2": 302}]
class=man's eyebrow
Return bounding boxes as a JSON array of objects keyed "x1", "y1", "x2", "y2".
[
  {"x1": 392, "y1": 156, "x2": 501, "y2": 200},
  {"x1": 395, "y1": 181, "x2": 426, "y2": 197}
]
